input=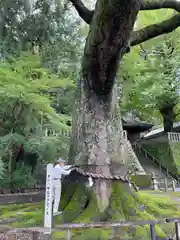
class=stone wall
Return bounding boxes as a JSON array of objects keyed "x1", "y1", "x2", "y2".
[
  {"x1": 2, "y1": 228, "x2": 51, "y2": 240},
  {"x1": 0, "y1": 191, "x2": 44, "y2": 205}
]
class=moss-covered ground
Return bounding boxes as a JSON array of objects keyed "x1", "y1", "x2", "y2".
[{"x1": 0, "y1": 190, "x2": 180, "y2": 239}]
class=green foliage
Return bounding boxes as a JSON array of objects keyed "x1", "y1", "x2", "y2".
[
  {"x1": 0, "y1": 158, "x2": 4, "y2": 179},
  {"x1": 142, "y1": 142, "x2": 179, "y2": 174},
  {"x1": 2, "y1": 189, "x2": 180, "y2": 239},
  {"x1": 131, "y1": 174, "x2": 152, "y2": 188},
  {"x1": 169, "y1": 142, "x2": 180, "y2": 173},
  {"x1": 119, "y1": 11, "x2": 180, "y2": 124},
  {"x1": 0, "y1": 162, "x2": 36, "y2": 188},
  {"x1": 0, "y1": 0, "x2": 30, "y2": 57},
  {"x1": 0, "y1": 52, "x2": 72, "y2": 187},
  {"x1": 0, "y1": 0, "x2": 83, "y2": 78}
]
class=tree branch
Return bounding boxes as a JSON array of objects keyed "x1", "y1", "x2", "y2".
[
  {"x1": 141, "y1": 0, "x2": 180, "y2": 12},
  {"x1": 70, "y1": 0, "x2": 180, "y2": 25},
  {"x1": 69, "y1": 0, "x2": 93, "y2": 24},
  {"x1": 70, "y1": 0, "x2": 180, "y2": 49},
  {"x1": 130, "y1": 14, "x2": 180, "y2": 47}
]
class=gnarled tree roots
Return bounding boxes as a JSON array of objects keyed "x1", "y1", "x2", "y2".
[{"x1": 54, "y1": 180, "x2": 167, "y2": 240}]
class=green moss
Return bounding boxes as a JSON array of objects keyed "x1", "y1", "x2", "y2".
[
  {"x1": 59, "y1": 183, "x2": 88, "y2": 223},
  {"x1": 131, "y1": 174, "x2": 151, "y2": 188},
  {"x1": 0, "y1": 202, "x2": 43, "y2": 228},
  {"x1": 169, "y1": 142, "x2": 180, "y2": 173},
  {"x1": 60, "y1": 181, "x2": 77, "y2": 210},
  {"x1": 107, "y1": 182, "x2": 125, "y2": 221},
  {"x1": 74, "y1": 192, "x2": 100, "y2": 222},
  {"x1": 130, "y1": 225, "x2": 149, "y2": 240},
  {"x1": 73, "y1": 229, "x2": 112, "y2": 240},
  {"x1": 52, "y1": 231, "x2": 66, "y2": 240},
  {"x1": 110, "y1": 182, "x2": 166, "y2": 239},
  {"x1": 1, "y1": 187, "x2": 180, "y2": 239},
  {"x1": 139, "y1": 192, "x2": 180, "y2": 218},
  {"x1": 143, "y1": 190, "x2": 180, "y2": 197}
]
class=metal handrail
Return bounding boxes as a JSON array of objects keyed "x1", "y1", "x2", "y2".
[
  {"x1": 135, "y1": 143, "x2": 180, "y2": 183},
  {"x1": 3, "y1": 217, "x2": 180, "y2": 240},
  {"x1": 53, "y1": 217, "x2": 180, "y2": 240}
]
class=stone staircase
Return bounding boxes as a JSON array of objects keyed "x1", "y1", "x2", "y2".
[{"x1": 133, "y1": 144, "x2": 180, "y2": 190}]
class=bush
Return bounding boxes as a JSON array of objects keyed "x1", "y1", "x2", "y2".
[
  {"x1": 131, "y1": 174, "x2": 152, "y2": 188},
  {"x1": 0, "y1": 158, "x2": 4, "y2": 180},
  {"x1": 12, "y1": 163, "x2": 36, "y2": 188},
  {"x1": 0, "y1": 162, "x2": 36, "y2": 189}
]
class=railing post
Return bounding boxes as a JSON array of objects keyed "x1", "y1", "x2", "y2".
[
  {"x1": 123, "y1": 130, "x2": 127, "y2": 140},
  {"x1": 112, "y1": 226, "x2": 120, "y2": 239},
  {"x1": 175, "y1": 222, "x2": 180, "y2": 240},
  {"x1": 166, "y1": 168, "x2": 169, "y2": 178},
  {"x1": 45, "y1": 128, "x2": 48, "y2": 136},
  {"x1": 44, "y1": 163, "x2": 53, "y2": 232},
  {"x1": 159, "y1": 164, "x2": 161, "y2": 172},
  {"x1": 150, "y1": 224, "x2": 156, "y2": 240},
  {"x1": 152, "y1": 172, "x2": 158, "y2": 191},
  {"x1": 164, "y1": 178, "x2": 168, "y2": 192},
  {"x1": 172, "y1": 180, "x2": 176, "y2": 192},
  {"x1": 66, "y1": 229, "x2": 71, "y2": 240}
]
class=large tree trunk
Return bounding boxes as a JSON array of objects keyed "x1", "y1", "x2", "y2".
[
  {"x1": 59, "y1": 0, "x2": 167, "y2": 239},
  {"x1": 159, "y1": 105, "x2": 176, "y2": 133}
]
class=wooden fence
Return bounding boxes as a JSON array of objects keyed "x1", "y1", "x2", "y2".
[
  {"x1": 45, "y1": 128, "x2": 128, "y2": 140},
  {"x1": 2, "y1": 218, "x2": 180, "y2": 239},
  {"x1": 53, "y1": 217, "x2": 180, "y2": 240},
  {"x1": 168, "y1": 132, "x2": 180, "y2": 142}
]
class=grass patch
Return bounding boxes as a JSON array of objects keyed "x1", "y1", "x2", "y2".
[
  {"x1": 0, "y1": 192, "x2": 179, "y2": 239},
  {"x1": 142, "y1": 190, "x2": 180, "y2": 197},
  {"x1": 139, "y1": 192, "x2": 180, "y2": 217}
]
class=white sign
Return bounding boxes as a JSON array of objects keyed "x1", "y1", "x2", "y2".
[{"x1": 44, "y1": 163, "x2": 53, "y2": 230}]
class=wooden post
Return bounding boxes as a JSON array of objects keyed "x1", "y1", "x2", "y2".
[
  {"x1": 164, "y1": 178, "x2": 168, "y2": 192},
  {"x1": 172, "y1": 180, "x2": 176, "y2": 192},
  {"x1": 175, "y1": 222, "x2": 180, "y2": 240},
  {"x1": 52, "y1": 210, "x2": 55, "y2": 228},
  {"x1": 151, "y1": 172, "x2": 158, "y2": 190},
  {"x1": 159, "y1": 164, "x2": 161, "y2": 173},
  {"x1": 166, "y1": 168, "x2": 169, "y2": 177},
  {"x1": 66, "y1": 229, "x2": 71, "y2": 240},
  {"x1": 44, "y1": 163, "x2": 53, "y2": 233},
  {"x1": 112, "y1": 226, "x2": 118, "y2": 239},
  {"x1": 45, "y1": 128, "x2": 48, "y2": 136},
  {"x1": 150, "y1": 224, "x2": 156, "y2": 240}
]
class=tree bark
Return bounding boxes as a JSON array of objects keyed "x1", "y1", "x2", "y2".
[
  {"x1": 160, "y1": 105, "x2": 176, "y2": 133},
  {"x1": 61, "y1": 1, "x2": 167, "y2": 239},
  {"x1": 69, "y1": 0, "x2": 141, "y2": 210}
]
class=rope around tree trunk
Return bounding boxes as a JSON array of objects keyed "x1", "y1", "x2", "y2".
[
  {"x1": 72, "y1": 165, "x2": 129, "y2": 182},
  {"x1": 71, "y1": 164, "x2": 139, "y2": 191}
]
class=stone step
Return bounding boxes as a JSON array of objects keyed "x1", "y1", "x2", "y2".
[{"x1": 133, "y1": 147, "x2": 174, "y2": 189}]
